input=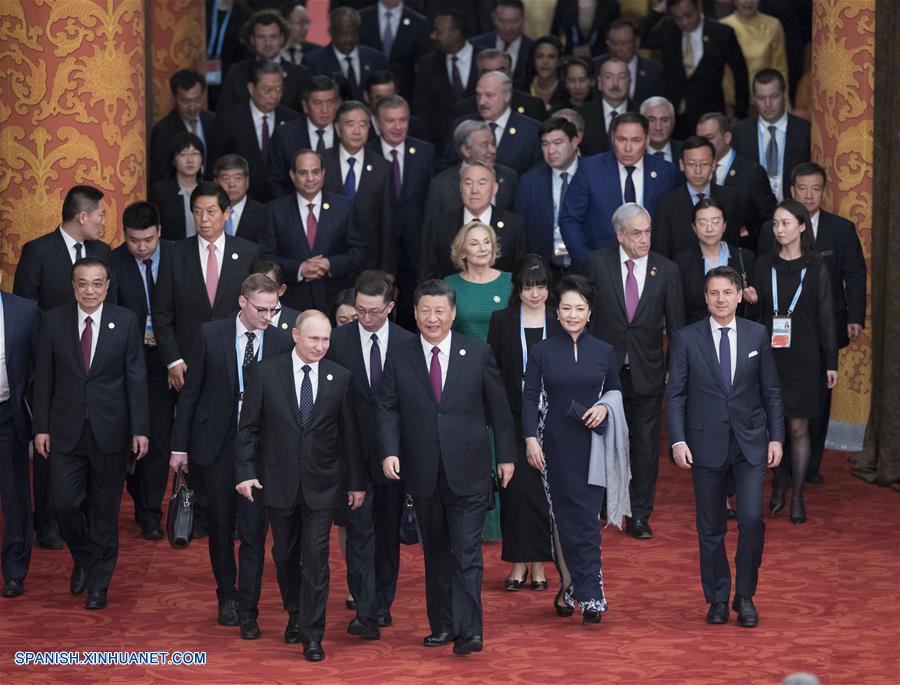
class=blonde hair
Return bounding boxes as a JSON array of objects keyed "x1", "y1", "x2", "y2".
[{"x1": 449, "y1": 220, "x2": 500, "y2": 271}]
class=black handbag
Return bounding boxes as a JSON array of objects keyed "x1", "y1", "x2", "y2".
[
  {"x1": 166, "y1": 466, "x2": 194, "y2": 549},
  {"x1": 399, "y1": 494, "x2": 419, "y2": 545}
]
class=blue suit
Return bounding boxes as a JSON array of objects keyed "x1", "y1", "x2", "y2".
[
  {"x1": 559, "y1": 152, "x2": 677, "y2": 267},
  {"x1": 302, "y1": 44, "x2": 389, "y2": 101},
  {"x1": 667, "y1": 317, "x2": 784, "y2": 603},
  {"x1": 514, "y1": 162, "x2": 555, "y2": 263}
]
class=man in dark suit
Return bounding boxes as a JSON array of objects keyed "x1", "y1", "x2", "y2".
[
  {"x1": 413, "y1": 11, "x2": 481, "y2": 150},
  {"x1": 248, "y1": 260, "x2": 303, "y2": 334},
  {"x1": 559, "y1": 112, "x2": 679, "y2": 268},
  {"x1": 579, "y1": 203, "x2": 686, "y2": 539},
  {"x1": 595, "y1": 18, "x2": 664, "y2": 105},
  {"x1": 303, "y1": 7, "x2": 390, "y2": 103},
  {"x1": 149, "y1": 69, "x2": 218, "y2": 184},
  {"x1": 327, "y1": 271, "x2": 416, "y2": 634},
  {"x1": 424, "y1": 120, "x2": 519, "y2": 225},
  {"x1": 171, "y1": 274, "x2": 294, "y2": 639},
  {"x1": 0, "y1": 287, "x2": 39, "y2": 597},
  {"x1": 652, "y1": 136, "x2": 743, "y2": 258},
  {"x1": 729, "y1": 69, "x2": 811, "y2": 202},
  {"x1": 33, "y1": 258, "x2": 150, "y2": 610},
  {"x1": 236, "y1": 310, "x2": 365, "y2": 662},
  {"x1": 377, "y1": 279, "x2": 516, "y2": 654},
  {"x1": 212, "y1": 155, "x2": 266, "y2": 243},
  {"x1": 577, "y1": 57, "x2": 635, "y2": 157},
  {"x1": 366, "y1": 94, "x2": 435, "y2": 329},
  {"x1": 515, "y1": 117, "x2": 581, "y2": 274},
  {"x1": 322, "y1": 101, "x2": 396, "y2": 274},
  {"x1": 363, "y1": 71, "x2": 429, "y2": 141},
  {"x1": 638, "y1": 0, "x2": 749, "y2": 138},
  {"x1": 109, "y1": 202, "x2": 174, "y2": 540},
  {"x1": 758, "y1": 162, "x2": 867, "y2": 483},
  {"x1": 279, "y1": 1, "x2": 321, "y2": 66},
  {"x1": 641, "y1": 96, "x2": 683, "y2": 165},
  {"x1": 215, "y1": 61, "x2": 300, "y2": 202},
  {"x1": 359, "y1": 0, "x2": 431, "y2": 99},
  {"x1": 217, "y1": 9, "x2": 313, "y2": 113},
  {"x1": 697, "y1": 111, "x2": 776, "y2": 251},
  {"x1": 268, "y1": 75, "x2": 340, "y2": 199},
  {"x1": 13, "y1": 185, "x2": 116, "y2": 550},
  {"x1": 667, "y1": 265, "x2": 784, "y2": 628},
  {"x1": 471, "y1": 0, "x2": 533, "y2": 91},
  {"x1": 441, "y1": 71, "x2": 541, "y2": 175},
  {"x1": 452, "y1": 49, "x2": 546, "y2": 123},
  {"x1": 261, "y1": 150, "x2": 369, "y2": 314}
]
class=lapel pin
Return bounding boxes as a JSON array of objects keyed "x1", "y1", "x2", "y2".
[
  {"x1": 650, "y1": 266, "x2": 658, "y2": 278},
  {"x1": 366, "y1": 163, "x2": 372, "y2": 172},
  {"x1": 729, "y1": 169, "x2": 736, "y2": 176},
  {"x1": 493, "y1": 295, "x2": 501, "y2": 303},
  {"x1": 281, "y1": 322, "x2": 289, "y2": 329},
  {"x1": 322, "y1": 202, "x2": 330, "y2": 210},
  {"x1": 497, "y1": 220, "x2": 505, "y2": 228},
  {"x1": 403, "y1": 17, "x2": 410, "y2": 26},
  {"x1": 640, "y1": 69, "x2": 646, "y2": 76},
  {"x1": 326, "y1": 373, "x2": 333, "y2": 381},
  {"x1": 231, "y1": 252, "x2": 239, "y2": 260},
  {"x1": 509, "y1": 127, "x2": 517, "y2": 135},
  {"x1": 108, "y1": 322, "x2": 115, "y2": 329},
  {"x1": 650, "y1": 170, "x2": 658, "y2": 179},
  {"x1": 703, "y1": 35, "x2": 710, "y2": 43},
  {"x1": 517, "y1": 106, "x2": 524, "y2": 114},
  {"x1": 459, "y1": 349, "x2": 466, "y2": 356},
  {"x1": 364, "y1": 64, "x2": 370, "y2": 71},
  {"x1": 409, "y1": 146, "x2": 416, "y2": 154}
]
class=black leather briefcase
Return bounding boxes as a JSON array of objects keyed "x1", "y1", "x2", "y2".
[{"x1": 166, "y1": 466, "x2": 194, "y2": 549}]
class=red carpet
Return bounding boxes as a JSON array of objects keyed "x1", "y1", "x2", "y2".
[{"x1": 1, "y1": 452, "x2": 897, "y2": 684}]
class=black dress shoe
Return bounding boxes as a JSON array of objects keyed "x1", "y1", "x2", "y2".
[
  {"x1": 37, "y1": 523, "x2": 64, "y2": 550},
  {"x1": 284, "y1": 614, "x2": 301, "y2": 644},
  {"x1": 731, "y1": 595, "x2": 759, "y2": 628},
  {"x1": 240, "y1": 617, "x2": 261, "y2": 639},
  {"x1": 790, "y1": 496, "x2": 807, "y2": 524},
  {"x1": 423, "y1": 631, "x2": 454, "y2": 647},
  {"x1": 554, "y1": 587, "x2": 574, "y2": 617},
  {"x1": 85, "y1": 590, "x2": 107, "y2": 610},
  {"x1": 706, "y1": 602, "x2": 729, "y2": 624},
  {"x1": 2, "y1": 579, "x2": 24, "y2": 597},
  {"x1": 345, "y1": 597, "x2": 356, "y2": 610},
  {"x1": 70, "y1": 565, "x2": 87, "y2": 596},
  {"x1": 303, "y1": 641, "x2": 325, "y2": 662},
  {"x1": 531, "y1": 579, "x2": 548, "y2": 591},
  {"x1": 627, "y1": 518, "x2": 653, "y2": 539},
  {"x1": 140, "y1": 522, "x2": 164, "y2": 540},
  {"x1": 217, "y1": 599, "x2": 239, "y2": 627},
  {"x1": 806, "y1": 472, "x2": 824, "y2": 485},
  {"x1": 347, "y1": 617, "x2": 380, "y2": 640},
  {"x1": 375, "y1": 610, "x2": 393, "y2": 627},
  {"x1": 452, "y1": 634, "x2": 483, "y2": 655},
  {"x1": 726, "y1": 506, "x2": 738, "y2": 521}
]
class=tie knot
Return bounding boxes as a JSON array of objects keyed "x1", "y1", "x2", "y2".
[
  {"x1": 308, "y1": 203, "x2": 315, "y2": 212},
  {"x1": 768, "y1": 125, "x2": 777, "y2": 135},
  {"x1": 143, "y1": 259, "x2": 153, "y2": 268},
  {"x1": 347, "y1": 157, "x2": 355, "y2": 168},
  {"x1": 610, "y1": 110, "x2": 618, "y2": 119},
  {"x1": 301, "y1": 364, "x2": 311, "y2": 375},
  {"x1": 75, "y1": 242, "x2": 83, "y2": 249},
  {"x1": 720, "y1": 327, "x2": 729, "y2": 335},
  {"x1": 625, "y1": 165, "x2": 636, "y2": 175},
  {"x1": 385, "y1": 10, "x2": 392, "y2": 18},
  {"x1": 625, "y1": 259, "x2": 635, "y2": 273},
  {"x1": 84, "y1": 315, "x2": 93, "y2": 325},
  {"x1": 371, "y1": 333, "x2": 379, "y2": 344},
  {"x1": 207, "y1": 243, "x2": 216, "y2": 253},
  {"x1": 317, "y1": 128, "x2": 324, "y2": 136},
  {"x1": 451, "y1": 55, "x2": 458, "y2": 64},
  {"x1": 697, "y1": 192, "x2": 706, "y2": 201},
  {"x1": 390, "y1": 149, "x2": 398, "y2": 159},
  {"x1": 560, "y1": 171, "x2": 569, "y2": 182},
  {"x1": 489, "y1": 122, "x2": 498, "y2": 131},
  {"x1": 431, "y1": 346, "x2": 440, "y2": 357},
  {"x1": 247, "y1": 331, "x2": 256, "y2": 341}
]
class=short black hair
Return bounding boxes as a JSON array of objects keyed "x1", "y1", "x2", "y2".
[
  {"x1": 435, "y1": 11, "x2": 466, "y2": 36},
  {"x1": 250, "y1": 59, "x2": 283, "y2": 85},
  {"x1": 554, "y1": 274, "x2": 595, "y2": 309},
  {"x1": 510, "y1": 254, "x2": 552, "y2": 306},
  {"x1": 71, "y1": 256, "x2": 110, "y2": 281},
  {"x1": 753, "y1": 68, "x2": 786, "y2": 93},
  {"x1": 190, "y1": 181, "x2": 230, "y2": 212},
  {"x1": 169, "y1": 69, "x2": 205, "y2": 94},
  {"x1": 242, "y1": 9, "x2": 289, "y2": 49},
  {"x1": 354, "y1": 270, "x2": 394, "y2": 303},
  {"x1": 213, "y1": 154, "x2": 250, "y2": 177},
  {"x1": 607, "y1": 18, "x2": 638, "y2": 37},
  {"x1": 170, "y1": 131, "x2": 205, "y2": 165},
  {"x1": 332, "y1": 287, "x2": 356, "y2": 313},
  {"x1": 531, "y1": 35, "x2": 562, "y2": 64},
  {"x1": 704, "y1": 265, "x2": 742, "y2": 292},
  {"x1": 250, "y1": 259, "x2": 284, "y2": 287},
  {"x1": 609, "y1": 111, "x2": 648, "y2": 136},
  {"x1": 539, "y1": 116, "x2": 577, "y2": 140},
  {"x1": 123, "y1": 201, "x2": 160, "y2": 231},
  {"x1": 414, "y1": 279, "x2": 456, "y2": 308},
  {"x1": 291, "y1": 148, "x2": 321, "y2": 171},
  {"x1": 364, "y1": 70, "x2": 396, "y2": 92},
  {"x1": 561, "y1": 55, "x2": 595, "y2": 79},
  {"x1": 303, "y1": 75, "x2": 339, "y2": 101},
  {"x1": 681, "y1": 135, "x2": 716, "y2": 158},
  {"x1": 278, "y1": 0, "x2": 306, "y2": 19},
  {"x1": 336, "y1": 100, "x2": 371, "y2": 122},
  {"x1": 790, "y1": 161, "x2": 827, "y2": 187},
  {"x1": 494, "y1": 0, "x2": 524, "y2": 13},
  {"x1": 692, "y1": 196, "x2": 727, "y2": 224},
  {"x1": 62, "y1": 185, "x2": 104, "y2": 223}
]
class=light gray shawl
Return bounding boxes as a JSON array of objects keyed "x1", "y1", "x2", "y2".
[{"x1": 586, "y1": 389, "x2": 631, "y2": 530}]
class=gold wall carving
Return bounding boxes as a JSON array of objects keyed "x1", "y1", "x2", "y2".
[{"x1": 150, "y1": 0, "x2": 206, "y2": 126}]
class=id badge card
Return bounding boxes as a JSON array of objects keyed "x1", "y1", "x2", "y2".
[
  {"x1": 771, "y1": 316, "x2": 792, "y2": 348},
  {"x1": 206, "y1": 59, "x2": 222, "y2": 86},
  {"x1": 144, "y1": 315, "x2": 156, "y2": 347}
]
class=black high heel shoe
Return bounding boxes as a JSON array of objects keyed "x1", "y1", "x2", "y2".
[
  {"x1": 769, "y1": 480, "x2": 787, "y2": 516},
  {"x1": 554, "y1": 587, "x2": 574, "y2": 617},
  {"x1": 790, "y1": 495, "x2": 807, "y2": 524}
]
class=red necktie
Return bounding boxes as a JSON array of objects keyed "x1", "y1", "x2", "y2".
[
  {"x1": 81, "y1": 315, "x2": 93, "y2": 372},
  {"x1": 261, "y1": 114, "x2": 271, "y2": 162},
  {"x1": 429, "y1": 346, "x2": 442, "y2": 404},
  {"x1": 306, "y1": 203, "x2": 317, "y2": 250},
  {"x1": 205, "y1": 243, "x2": 219, "y2": 307}
]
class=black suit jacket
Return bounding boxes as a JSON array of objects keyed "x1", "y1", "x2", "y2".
[
  {"x1": 419, "y1": 206, "x2": 526, "y2": 282},
  {"x1": 236, "y1": 354, "x2": 363, "y2": 510},
  {"x1": 442, "y1": 111, "x2": 542, "y2": 174},
  {"x1": 452, "y1": 89, "x2": 547, "y2": 124},
  {"x1": 13, "y1": 229, "x2": 117, "y2": 309},
  {"x1": 413, "y1": 45, "x2": 482, "y2": 150},
  {"x1": 719, "y1": 151, "x2": 777, "y2": 249},
  {"x1": 423, "y1": 163, "x2": 519, "y2": 225},
  {"x1": 513, "y1": 162, "x2": 556, "y2": 263},
  {"x1": 33, "y1": 303, "x2": 149, "y2": 453},
  {"x1": 730, "y1": 113, "x2": 812, "y2": 200},
  {"x1": 216, "y1": 58, "x2": 312, "y2": 113},
  {"x1": 327, "y1": 321, "x2": 416, "y2": 484},
  {"x1": 2, "y1": 293, "x2": 40, "y2": 444},
  {"x1": 359, "y1": 4, "x2": 431, "y2": 99},
  {"x1": 108, "y1": 240, "x2": 174, "y2": 327},
  {"x1": 148, "y1": 110, "x2": 218, "y2": 184},
  {"x1": 376, "y1": 333, "x2": 516, "y2": 498},
  {"x1": 214, "y1": 102, "x2": 299, "y2": 201},
  {"x1": 267, "y1": 117, "x2": 337, "y2": 199},
  {"x1": 471, "y1": 31, "x2": 535, "y2": 91},
  {"x1": 260, "y1": 190, "x2": 368, "y2": 312},
  {"x1": 576, "y1": 97, "x2": 636, "y2": 156},
  {"x1": 322, "y1": 146, "x2": 397, "y2": 273},
  {"x1": 148, "y1": 177, "x2": 192, "y2": 241},
  {"x1": 171, "y1": 317, "x2": 294, "y2": 466},
  {"x1": 580, "y1": 247, "x2": 686, "y2": 395},
  {"x1": 552, "y1": 0, "x2": 621, "y2": 55},
  {"x1": 302, "y1": 44, "x2": 390, "y2": 102},
  {"x1": 674, "y1": 243, "x2": 756, "y2": 324},
  {"x1": 151, "y1": 235, "x2": 260, "y2": 367},
  {"x1": 595, "y1": 54, "x2": 664, "y2": 105},
  {"x1": 233, "y1": 197, "x2": 267, "y2": 243},
  {"x1": 652, "y1": 184, "x2": 743, "y2": 259}
]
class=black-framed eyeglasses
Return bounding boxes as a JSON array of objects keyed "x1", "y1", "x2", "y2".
[
  {"x1": 354, "y1": 303, "x2": 391, "y2": 318},
  {"x1": 247, "y1": 302, "x2": 282, "y2": 316}
]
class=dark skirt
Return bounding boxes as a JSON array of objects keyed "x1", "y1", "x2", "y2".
[{"x1": 499, "y1": 435, "x2": 553, "y2": 562}]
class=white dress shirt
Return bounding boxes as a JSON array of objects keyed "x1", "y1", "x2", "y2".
[
  {"x1": 59, "y1": 226, "x2": 84, "y2": 264},
  {"x1": 619, "y1": 246, "x2": 647, "y2": 299},
  {"x1": 0, "y1": 298, "x2": 8, "y2": 402},
  {"x1": 464, "y1": 204, "x2": 492, "y2": 225},
  {"x1": 487, "y1": 107, "x2": 512, "y2": 146},
  {"x1": 446, "y1": 42, "x2": 474, "y2": 89},
  {"x1": 495, "y1": 34, "x2": 522, "y2": 73},
  {"x1": 334, "y1": 46, "x2": 361, "y2": 85},
  {"x1": 810, "y1": 210, "x2": 820, "y2": 240},
  {"x1": 683, "y1": 15, "x2": 705, "y2": 71},
  {"x1": 307, "y1": 120, "x2": 335, "y2": 150},
  {"x1": 197, "y1": 232, "x2": 226, "y2": 281},
  {"x1": 230, "y1": 196, "x2": 247, "y2": 232},
  {"x1": 617, "y1": 158, "x2": 645, "y2": 205},
  {"x1": 552, "y1": 158, "x2": 579, "y2": 222},
  {"x1": 182, "y1": 116, "x2": 206, "y2": 150},
  {"x1": 710, "y1": 316, "x2": 737, "y2": 384},
  {"x1": 757, "y1": 110, "x2": 788, "y2": 199},
  {"x1": 297, "y1": 191, "x2": 322, "y2": 237},
  {"x1": 602, "y1": 99, "x2": 626, "y2": 130},
  {"x1": 339, "y1": 146, "x2": 365, "y2": 192},
  {"x1": 648, "y1": 141, "x2": 674, "y2": 163},
  {"x1": 381, "y1": 138, "x2": 405, "y2": 180},
  {"x1": 249, "y1": 100, "x2": 273, "y2": 153},
  {"x1": 420, "y1": 332, "x2": 451, "y2": 389},
  {"x1": 236, "y1": 314, "x2": 262, "y2": 365},
  {"x1": 78, "y1": 304, "x2": 103, "y2": 368},
  {"x1": 626, "y1": 55, "x2": 638, "y2": 99},
  {"x1": 379, "y1": 2, "x2": 403, "y2": 43},
  {"x1": 292, "y1": 350, "x2": 319, "y2": 403},
  {"x1": 358, "y1": 319, "x2": 389, "y2": 383}
]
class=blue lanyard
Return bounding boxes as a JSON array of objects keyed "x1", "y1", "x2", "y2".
[
  {"x1": 236, "y1": 328, "x2": 263, "y2": 397},
  {"x1": 771, "y1": 267, "x2": 807, "y2": 316},
  {"x1": 571, "y1": 25, "x2": 598, "y2": 47},
  {"x1": 207, "y1": 5, "x2": 233, "y2": 59},
  {"x1": 520, "y1": 307, "x2": 547, "y2": 387},
  {"x1": 702, "y1": 242, "x2": 730, "y2": 275}
]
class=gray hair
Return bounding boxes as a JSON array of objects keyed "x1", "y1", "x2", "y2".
[
  {"x1": 780, "y1": 675, "x2": 821, "y2": 685},
  {"x1": 611, "y1": 202, "x2": 649, "y2": 234},
  {"x1": 460, "y1": 160, "x2": 497, "y2": 181},
  {"x1": 454, "y1": 119, "x2": 492, "y2": 153},
  {"x1": 479, "y1": 70, "x2": 513, "y2": 96},
  {"x1": 640, "y1": 96, "x2": 675, "y2": 119},
  {"x1": 477, "y1": 48, "x2": 512, "y2": 72},
  {"x1": 554, "y1": 107, "x2": 585, "y2": 134}
]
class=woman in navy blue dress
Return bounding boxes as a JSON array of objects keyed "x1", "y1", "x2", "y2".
[{"x1": 522, "y1": 274, "x2": 621, "y2": 624}]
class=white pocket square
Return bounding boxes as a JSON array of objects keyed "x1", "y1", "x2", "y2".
[{"x1": 748, "y1": 350, "x2": 758, "y2": 358}]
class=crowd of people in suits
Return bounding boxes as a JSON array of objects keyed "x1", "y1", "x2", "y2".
[{"x1": 1, "y1": 0, "x2": 866, "y2": 666}]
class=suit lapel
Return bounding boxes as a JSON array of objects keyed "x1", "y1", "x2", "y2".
[
  {"x1": 307, "y1": 360, "x2": 336, "y2": 427},
  {"x1": 733, "y1": 318, "x2": 749, "y2": 387},
  {"x1": 222, "y1": 319, "x2": 238, "y2": 395},
  {"x1": 313, "y1": 197, "x2": 334, "y2": 254},
  {"x1": 605, "y1": 248, "x2": 627, "y2": 318},
  {"x1": 186, "y1": 238, "x2": 210, "y2": 311},
  {"x1": 278, "y1": 354, "x2": 304, "y2": 430},
  {"x1": 52, "y1": 230, "x2": 74, "y2": 274},
  {"x1": 67, "y1": 306, "x2": 89, "y2": 377},
  {"x1": 632, "y1": 253, "x2": 659, "y2": 322},
  {"x1": 406, "y1": 339, "x2": 438, "y2": 405},
  {"x1": 88, "y1": 306, "x2": 114, "y2": 378},
  {"x1": 440, "y1": 335, "x2": 465, "y2": 405},
  {"x1": 698, "y1": 321, "x2": 729, "y2": 395},
  {"x1": 214, "y1": 237, "x2": 239, "y2": 310}
]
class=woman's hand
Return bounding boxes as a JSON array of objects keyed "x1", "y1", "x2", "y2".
[
  {"x1": 742, "y1": 286, "x2": 759, "y2": 304},
  {"x1": 826, "y1": 370, "x2": 838, "y2": 389},
  {"x1": 525, "y1": 437, "x2": 545, "y2": 471},
  {"x1": 582, "y1": 404, "x2": 608, "y2": 429}
]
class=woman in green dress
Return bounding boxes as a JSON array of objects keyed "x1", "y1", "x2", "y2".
[{"x1": 444, "y1": 221, "x2": 513, "y2": 541}]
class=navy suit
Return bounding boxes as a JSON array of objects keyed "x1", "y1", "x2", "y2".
[
  {"x1": 267, "y1": 117, "x2": 337, "y2": 199},
  {"x1": 667, "y1": 317, "x2": 784, "y2": 603},
  {"x1": 302, "y1": 44, "x2": 389, "y2": 102},
  {"x1": 514, "y1": 162, "x2": 555, "y2": 263},
  {"x1": 471, "y1": 31, "x2": 534, "y2": 91},
  {"x1": 359, "y1": 4, "x2": 431, "y2": 99},
  {"x1": 559, "y1": 152, "x2": 678, "y2": 267},
  {"x1": 441, "y1": 111, "x2": 542, "y2": 174}
]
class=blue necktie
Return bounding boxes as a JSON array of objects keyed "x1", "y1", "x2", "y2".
[
  {"x1": 74, "y1": 242, "x2": 84, "y2": 262},
  {"x1": 344, "y1": 157, "x2": 357, "y2": 200},
  {"x1": 719, "y1": 327, "x2": 732, "y2": 392},
  {"x1": 382, "y1": 11, "x2": 394, "y2": 57},
  {"x1": 299, "y1": 364, "x2": 313, "y2": 429},
  {"x1": 224, "y1": 215, "x2": 234, "y2": 236}
]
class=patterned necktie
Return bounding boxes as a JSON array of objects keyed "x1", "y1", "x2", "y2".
[
  {"x1": 345, "y1": 55, "x2": 357, "y2": 88},
  {"x1": 344, "y1": 157, "x2": 357, "y2": 200},
  {"x1": 429, "y1": 346, "x2": 442, "y2": 404},
  {"x1": 682, "y1": 32, "x2": 695, "y2": 77},
  {"x1": 450, "y1": 56, "x2": 463, "y2": 97},
  {"x1": 382, "y1": 11, "x2": 394, "y2": 57},
  {"x1": 624, "y1": 165, "x2": 637, "y2": 204},
  {"x1": 74, "y1": 242, "x2": 84, "y2": 262},
  {"x1": 608, "y1": 110, "x2": 618, "y2": 134},
  {"x1": 696, "y1": 192, "x2": 706, "y2": 203},
  {"x1": 306, "y1": 203, "x2": 317, "y2": 250},
  {"x1": 719, "y1": 327, "x2": 732, "y2": 392},
  {"x1": 143, "y1": 259, "x2": 155, "y2": 304},
  {"x1": 625, "y1": 259, "x2": 639, "y2": 322},
  {"x1": 765, "y1": 125, "x2": 779, "y2": 177},
  {"x1": 81, "y1": 315, "x2": 93, "y2": 372},
  {"x1": 391, "y1": 149, "x2": 401, "y2": 199},
  {"x1": 243, "y1": 331, "x2": 256, "y2": 368},
  {"x1": 224, "y1": 215, "x2": 234, "y2": 236},
  {"x1": 205, "y1": 243, "x2": 218, "y2": 307},
  {"x1": 299, "y1": 364, "x2": 313, "y2": 429},
  {"x1": 316, "y1": 128, "x2": 326, "y2": 154},
  {"x1": 369, "y1": 333, "x2": 382, "y2": 388},
  {"x1": 261, "y1": 114, "x2": 271, "y2": 162},
  {"x1": 489, "y1": 122, "x2": 498, "y2": 146}
]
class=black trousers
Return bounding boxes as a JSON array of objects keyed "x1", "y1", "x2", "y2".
[
  {"x1": 414, "y1": 462, "x2": 490, "y2": 638},
  {"x1": 125, "y1": 347, "x2": 175, "y2": 527},
  {"x1": 809, "y1": 352, "x2": 832, "y2": 477},
  {"x1": 690, "y1": 447, "x2": 766, "y2": 603},
  {"x1": 50, "y1": 420, "x2": 126, "y2": 593},
  {"x1": 343, "y1": 485, "x2": 376, "y2": 619},
  {"x1": 32, "y1": 433, "x2": 53, "y2": 535},
  {"x1": 621, "y1": 367, "x2": 663, "y2": 521},
  {"x1": 0, "y1": 401, "x2": 33, "y2": 582},
  {"x1": 268, "y1": 497, "x2": 334, "y2": 642},
  {"x1": 192, "y1": 439, "x2": 267, "y2": 618}
]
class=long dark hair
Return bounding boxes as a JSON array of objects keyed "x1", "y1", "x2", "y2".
[
  {"x1": 509, "y1": 254, "x2": 553, "y2": 307},
  {"x1": 769, "y1": 198, "x2": 819, "y2": 265}
]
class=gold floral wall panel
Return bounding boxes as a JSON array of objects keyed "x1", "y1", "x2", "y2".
[
  {"x1": 150, "y1": 0, "x2": 205, "y2": 126},
  {"x1": 810, "y1": 0, "x2": 874, "y2": 425},
  {"x1": 0, "y1": 0, "x2": 146, "y2": 285}
]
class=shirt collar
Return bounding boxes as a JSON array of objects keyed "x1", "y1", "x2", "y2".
[
  {"x1": 358, "y1": 319, "x2": 389, "y2": 346},
  {"x1": 449, "y1": 41, "x2": 473, "y2": 61},
  {"x1": 709, "y1": 316, "x2": 736, "y2": 335},
  {"x1": 333, "y1": 44, "x2": 360, "y2": 62},
  {"x1": 231, "y1": 196, "x2": 247, "y2": 216},
  {"x1": 487, "y1": 107, "x2": 512, "y2": 128},
  {"x1": 340, "y1": 145, "x2": 365, "y2": 166},
  {"x1": 379, "y1": 1, "x2": 403, "y2": 19},
  {"x1": 553, "y1": 157, "x2": 578, "y2": 180},
  {"x1": 618, "y1": 158, "x2": 644, "y2": 172},
  {"x1": 236, "y1": 313, "x2": 254, "y2": 338},
  {"x1": 78, "y1": 304, "x2": 103, "y2": 327},
  {"x1": 759, "y1": 110, "x2": 788, "y2": 132},
  {"x1": 248, "y1": 99, "x2": 270, "y2": 124},
  {"x1": 602, "y1": 98, "x2": 627, "y2": 119},
  {"x1": 292, "y1": 349, "x2": 319, "y2": 374},
  {"x1": 197, "y1": 232, "x2": 226, "y2": 252},
  {"x1": 688, "y1": 183, "x2": 711, "y2": 200},
  {"x1": 381, "y1": 137, "x2": 404, "y2": 157},
  {"x1": 59, "y1": 225, "x2": 82, "y2": 250},
  {"x1": 420, "y1": 331, "x2": 452, "y2": 357},
  {"x1": 619, "y1": 245, "x2": 647, "y2": 267},
  {"x1": 687, "y1": 14, "x2": 705, "y2": 39},
  {"x1": 133, "y1": 246, "x2": 160, "y2": 269},
  {"x1": 464, "y1": 204, "x2": 492, "y2": 224},
  {"x1": 297, "y1": 191, "x2": 323, "y2": 211}
]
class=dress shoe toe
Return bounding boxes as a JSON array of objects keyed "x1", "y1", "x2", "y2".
[
  {"x1": 140, "y1": 523, "x2": 164, "y2": 540},
  {"x1": 303, "y1": 641, "x2": 325, "y2": 662},
  {"x1": 375, "y1": 610, "x2": 393, "y2": 627},
  {"x1": 347, "y1": 617, "x2": 380, "y2": 640},
  {"x1": 240, "y1": 618, "x2": 261, "y2": 639},
  {"x1": 2, "y1": 580, "x2": 24, "y2": 598},
  {"x1": 284, "y1": 614, "x2": 301, "y2": 644},
  {"x1": 218, "y1": 600, "x2": 240, "y2": 627},
  {"x1": 628, "y1": 519, "x2": 653, "y2": 539},
  {"x1": 38, "y1": 525, "x2": 64, "y2": 550},
  {"x1": 706, "y1": 602, "x2": 729, "y2": 624},
  {"x1": 423, "y1": 631, "x2": 454, "y2": 647},
  {"x1": 731, "y1": 595, "x2": 759, "y2": 628},
  {"x1": 452, "y1": 634, "x2": 483, "y2": 655},
  {"x1": 70, "y1": 566, "x2": 87, "y2": 596},
  {"x1": 85, "y1": 590, "x2": 107, "y2": 610},
  {"x1": 345, "y1": 597, "x2": 356, "y2": 610}
]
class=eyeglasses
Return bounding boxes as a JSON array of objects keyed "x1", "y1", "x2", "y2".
[
  {"x1": 694, "y1": 218, "x2": 724, "y2": 228},
  {"x1": 247, "y1": 302, "x2": 282, "y2": 316},
  {"x1": 683, "y1": 160, "x2": 713, "y2": 170},
  {"x1": 354, "y1": 303, "x2": 391, "y2": 318}
]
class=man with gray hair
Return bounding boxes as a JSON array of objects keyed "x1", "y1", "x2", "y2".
[
  {"x1": 441, "y1": 70, "x2": 542, "y2": 174},
  {"x1": 641, "y1": 96, "x2": 682, "y2": 164},
  {"x1": 452, "y1": 48, "x2": 546, "y2": 122},
  {"x1": 213, "y1": 154, "x2": 266, "y2": 243},
  {"x1": 579, "y1": 202, "x2": 685, "y2": 541}
]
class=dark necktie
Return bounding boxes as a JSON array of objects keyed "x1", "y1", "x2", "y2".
[
  {"x1": 261, "y1": 114, "x2": 271, "y2": 162},
  {"x1": 382, "y1": 11, "x2": 394, "y2": 56},
  {"x1": 719, "y1": 327, "x2": 732, "y2": 392},
  {"x1": 369, "y1": 333, "x2": 382, "y2": 388},
  {"x1": 390, "y1": 149, "x2": 401, "y2": 199},
  {"x1": 344, "y1": 157, "x2": 357, "y2": 200},
  {"x1": 654, "y1": 150, "x2": 665, "y2": 159},
  {"x1": 316, "y1": 128, "x2": 326, "y2": 153},
  {"x1": 143, "y1": 258, "x2": 155, "y2": 304},
  {"x1": 608, "y1": 110, "x2": 618, "y2": 134},
  {"x1": 289, "y1": 46, "x2": 298, "y2": 64},
  {"x1": 624, "y1": 165, "x2": 637, "y2": 204},
  {"x1": 74, "y1": 242, "x2": 84, "y2": 262},
  {"x1": 559, "y1": 171, "x2": 569, "y2": 209},
  {"x1": 81, "y1": 315, "x2": 93, "y2": 372},
  {"x1": 765, "y1": 124, "x2": 778, "y2": 177},
  {"x1": 450, "y1": 56, "x2": 463, "y2": 97},
  {"x1": 306, "y1": 203, "x2": 317, "y2": 250},
  {"x1": 625, "y1": 259, "x2": 639, "y2": 322},
  {"x1": 345, "y1": 55, "x2": 357, "y2": 88},
  {"x1": 489, "y1": 122, "x2": 498, "y2": 146},
  {"x1": 299, "y1": 364, "x2": 313, "y2": 429},
  {"x1": 696, "y1": 192, "x2": 706, "y2": 203},
  {"x1": 429, "y1": 346, "x2": 442, "y2": 404},
  {"x1": 243, "y1": 331, "x2": 256, "y2": 368}
]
